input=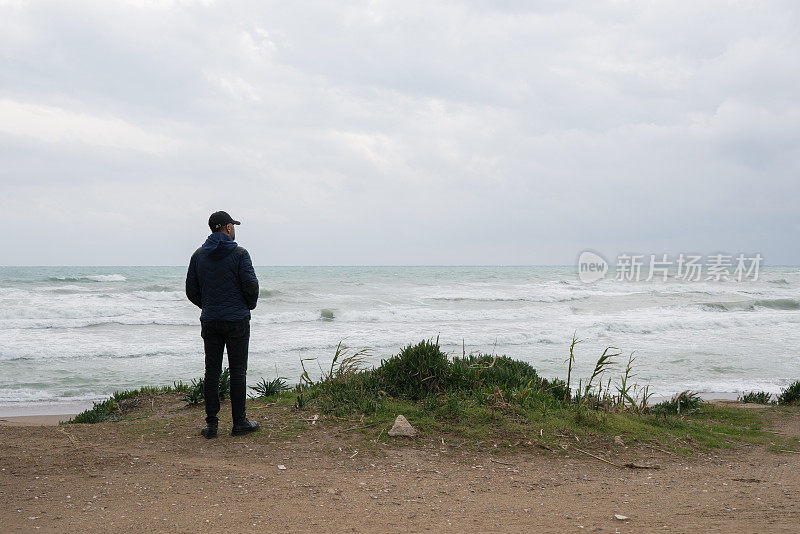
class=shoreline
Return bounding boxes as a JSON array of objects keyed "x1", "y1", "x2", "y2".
[
  {"x1": 0, "y1": 401, "x2": 92, "y2": 419},
  {"x1": 0, "y1": 391, "x2": 746, "y2": 424},
  {"x1": 0, "y1": 414, "x2": 74, "y2": 426}
]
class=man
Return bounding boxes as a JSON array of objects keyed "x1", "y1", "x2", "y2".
[{"x1": 186, "y1": 211, "x2": 260, "y2": 438}]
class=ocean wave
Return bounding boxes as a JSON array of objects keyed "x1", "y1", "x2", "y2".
[
  {"x1": 47, "y1": 274, "x2": 127, "y2": 282},
  {"x1": 140, "y1": 284, "x2": 178, "y2": 292},
  {"x1": 428, "y1": 295, "x2": 586, "y2": 303},
  {"x1": 567, "y1": 304, "x2": 800, "y2": 338},
  {"x1": 701, "y1": 298, "x2": 800, "y2": 312},
  {"x1": 47, "y1": 285, "x2": 105, "y2": 294},
  {"x1": 131, "y1": 290, "x2": 184, "y2": 301},
  {"x1": 37, "y1": 283, "x2": 180, "y2": 296},
  {"x1": 1, "y1": 317, "x2": 198, "y2": 330},
  {"x1": 260, "y1": 288, "x2": 283, "y2": 297},
  {"x1": 0, "y1": 350, "x2": 176, "y2": 363},
  {"x1": 655, "y1": 379, "x2": 785, "y2": 397},
  {"x1": 0, "y1": 389, "x2": 106, "y2": 405}
]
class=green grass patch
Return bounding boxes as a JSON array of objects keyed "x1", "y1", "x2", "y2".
[
  {"x1": 288, "y1": 339, "x2": 800, "y2": 453},
  {"x1": 63, "y1": 338, "x2": 800, "y2": 455},
  {"x1": 739, "y1": 391, "x2": 774, "y2": 404},
  {"x1": 66, "y1": 382, "x2": 190, "y2": 424},
  {"x1": 333, "y1": 395, "x2": 798, "y2": 454}
]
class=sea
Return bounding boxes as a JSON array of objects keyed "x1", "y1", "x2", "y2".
[{"x1": 1, "y1": 265, "x2": 799, "y2": 414}]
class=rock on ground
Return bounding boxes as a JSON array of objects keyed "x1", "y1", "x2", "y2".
[{"x1": 388, "y1": 414, "x2": 417, "y2": 437}]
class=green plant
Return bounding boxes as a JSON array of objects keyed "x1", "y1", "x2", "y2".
[
  {"x1": 564, "y1": 332, "x2": 581, "y2": 402},
  {"x1": 69, "y1": 398, "x2": 119, "y2": 424},
  {"x1": 326, "y1": 341, "x2": 370, "y2": 379},
  {"x1": 68, "y1": 382, "x2": 194, "y2": 424},
  {"x1": 573, "y1": 346, "x2": 620, "y2": 409},
  {"x1": 293, "y1": 383, "x2": 307, "y2": 409},
  {"x1": 218, "y1": 368, "x2": 230, "y2": 401},
  {"x1": 183, "y1": 377, "x2": 204, "y2": 405},
  {"x1": 171, "y1": 381, "x2": 190, "y2": 393},
  {"x1": 648, "y1": 390, "x2": 702, "y2": 416},
  {"x1": 615, "y1": 353, "x2": 638, "y2": 409},
  {"x1": 738, "y1": 391, "x2": 774, "y2": 404},
  {"x1": 182, "y1": 368, "x2": 231, "y2": 405},
  {"x1": 251, "y1": 377, "x2": 290, "y2": 398},
  {"x1": 637, "y1": 384, "x2": 655, "y2": 412},
  {"x1": 373, "y1": 338, "x2": 450, "y2": 401},
  {"x1": 296, "y1": 342, "x2": 382, "y2": 416},
  {"x1": 778, "y1": 380, "x2": 800, "y2": 405}
]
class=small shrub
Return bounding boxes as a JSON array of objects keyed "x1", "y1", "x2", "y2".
[
  {"x1": 738, "y1": 391, "x2": 774, "y2": 404},
  {"x1": 574, "y1": 347, "x2": 620, "y2": 409},
  {"x1": 183, "y1": 377, "x2": 204, "y2": 405},
  {"x1": 293, "y1": 384, "x2": 307, "y2": 409},
  {"x1": 451, "y1": 354, "x2": 540, "y2": 391},
  {"x1": 778, "y1": 380, "x2": 800, "y2": 405},
  {"x1": 182, "y1": 368, "x2": 231, "y2": 405},
  {"x1": 68, "y1": 398, "x2": 119, "y2": 424},
  {"x1": 648, "y1": 390, "x2": 702, "y2": 416},
  {"x1": 293, "y1": 343, "x2": 377, "y2": 414},
  {"x1": 172, "y1": 380, "x2": 190, "y2": 393},
  {"x1": 218, "y1": 368, "x2": 231, "y2": 401},
  {"x1": 373, "y1": 339, "x2": 450, "y2": 401},
  {"x1": 250, "y1": 377, "x2": 290, "y2": 398}
]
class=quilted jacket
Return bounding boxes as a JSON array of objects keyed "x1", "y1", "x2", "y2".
[{"x1": 185, "y1": 232, "x2": 259, "y2": 322}]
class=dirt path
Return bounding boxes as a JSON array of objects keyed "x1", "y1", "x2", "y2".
[{"x1": 1, "y1": 404, "x2": 799, "y2": 533}]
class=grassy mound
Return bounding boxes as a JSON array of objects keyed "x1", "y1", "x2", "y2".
[
  {"x1": 277, "y1": 339, "x2": 799, "y2": 452},
  {"x1": 65, "y1": 338, "x2": 800, "y2": 454},
  {"x1": 297, "y1": 340, "x2": 570, "y2": 417},
  {"x1": 69, "y1": 384, "x2": 190, "y2": 424}
]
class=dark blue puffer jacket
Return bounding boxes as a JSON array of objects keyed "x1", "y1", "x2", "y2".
[{"x1": 185, "y1": 232, "x2": 259, "y2": 322}]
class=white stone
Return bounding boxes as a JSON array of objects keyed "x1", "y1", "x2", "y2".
[{"x1": 387, "y1": 415, "x2": 417, "y2": 437}]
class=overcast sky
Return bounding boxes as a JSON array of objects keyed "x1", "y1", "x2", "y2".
[{"x1": 1, "y1": 0, "x2": 798, "y2": 266}]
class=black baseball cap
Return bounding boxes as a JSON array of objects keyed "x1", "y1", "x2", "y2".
[{"x1": 208, "y1": 211, "x2": 241, "y2": 231}]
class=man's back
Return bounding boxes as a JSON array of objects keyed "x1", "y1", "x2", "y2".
[{"x1": 186, "y1": 231, "x2": 259, "y2": 321}]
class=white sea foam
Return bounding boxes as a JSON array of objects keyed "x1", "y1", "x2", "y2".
[
  {"x1": 48, "y1": 274, "x2": 127, "y2": 282},
  {"x1": 2, "y1": 265, "x2": 799, "y2": 407}
]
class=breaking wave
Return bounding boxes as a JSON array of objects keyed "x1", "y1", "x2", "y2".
[
  {"x1": 47, "y1": 274, "x2": 127, "y2": 282},
  {"x1": 701, "y1": 298, "x2": 800, "y2": 312}
]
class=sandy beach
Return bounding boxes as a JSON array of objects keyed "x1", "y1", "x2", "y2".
[
  {"x1": 1, "y1": 397, "x2": 799, "y2": 533},
  {"x1": 0, "y1": 414, "x2": 74, "y2": 426}
]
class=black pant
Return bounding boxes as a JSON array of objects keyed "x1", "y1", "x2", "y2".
[{"x1": 201, "y1": 319, "x2": 250, "y2": 425}]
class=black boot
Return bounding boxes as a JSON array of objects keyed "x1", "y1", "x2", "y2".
[
  {"x1": 201, "y1": 422, "x2": 218, "y2": 439},
  {"x1": 231, "y1": 419, "x2": 259, "y2": 436}
]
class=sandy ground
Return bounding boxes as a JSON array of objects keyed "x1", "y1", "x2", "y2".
[
  {"x1": 1, "y1": 399, "x2": 799, "y2": 533},
  {"x1": 0, "y1": 414, "x2": 74, "y2": 426}
]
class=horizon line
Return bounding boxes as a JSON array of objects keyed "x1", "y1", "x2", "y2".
[{"x1": 1, "y1": 264, "x2": 798, "y2": 268}]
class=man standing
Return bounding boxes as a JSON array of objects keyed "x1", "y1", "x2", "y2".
[{"x1": 186, "y1": 211, "x2": 260, "y2": 438}]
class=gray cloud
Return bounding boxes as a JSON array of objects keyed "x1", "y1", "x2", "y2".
[{"x1": 1, "y1": 0, "x2": 798, "y2": 265}]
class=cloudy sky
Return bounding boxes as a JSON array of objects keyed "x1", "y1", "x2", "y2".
[{"x1": 1, "y1": 0, "x2": 798, "y2": 266}]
